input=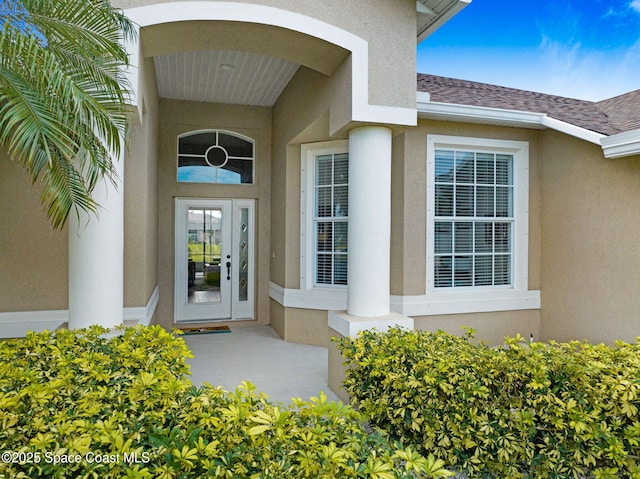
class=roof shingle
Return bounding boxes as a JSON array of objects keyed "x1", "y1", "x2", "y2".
[
  {"x1": 417, "y1": 74, "x2": 640, "y2": 136},
  {"x1": 596, "y1": 91, "x2": 640, "y2": 133}
]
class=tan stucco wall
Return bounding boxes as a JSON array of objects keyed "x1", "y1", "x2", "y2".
[
  {"x1": 413, "y1": 310, "x2": 541, "y2": 346},
  {"x1": 269, "y1": 299, "x2": 285, "y2": 339},
  {"x1": 327, "y1": 328, "x2": 350, "y2": 403},
  {"x1": 124, "y1": 58, "x2": 160, "y2": 309},
  {"x1": 269, "y1": 300, "x2": 329, "y2": 346},
  {"x1": 539, "y1": 131, "x2": 640, "y2": 344},
  {"x1": 155, "y1": 99, "x2": 272, "y2": 329},
  {"x1": 270, "y1": 67, "x2": 350, "y2": 289},
  {"x1": 0, "y1": 152, "x2": 68, "y2": 311},
  {"x1": 114, "y1": 0, "x2": 417, "y2": 112},
  {"x1": 391, "y1": 130, "x2": 426, "y2": 295}
]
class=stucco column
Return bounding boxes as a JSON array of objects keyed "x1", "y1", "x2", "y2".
[
  {"x1": 68, "y1": 151, "x2": 124, "y2": 330},
  {"x1": 347, "y1": 125, "x2": 392, "y2": 317},
  {"x1": 329, "y1": 125, "x2": 414, "y2": 401}
]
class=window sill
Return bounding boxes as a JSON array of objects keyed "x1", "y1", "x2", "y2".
[{"x1": 390, "y1": 289, "x2": 541, "y2": 316}]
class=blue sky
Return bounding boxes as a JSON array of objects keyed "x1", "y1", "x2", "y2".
[{"x1": 417, "y1": 0, "x2": 640, "y2": 101}]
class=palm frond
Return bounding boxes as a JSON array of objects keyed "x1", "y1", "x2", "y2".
[{"x1": 0, "y1": 0, "x2": 134, "y2": 229}]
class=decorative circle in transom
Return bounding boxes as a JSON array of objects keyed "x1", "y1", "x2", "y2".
[{"x1": 205, "y1": 145, "x2": 228, "y2": 168}]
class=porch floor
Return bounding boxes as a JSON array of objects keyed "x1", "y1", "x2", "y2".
[{"x1": 182, "y1": 326, "x2": 341, "y2": 404}]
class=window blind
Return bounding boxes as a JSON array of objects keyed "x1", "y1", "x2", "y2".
[
  {"x1": 434, "y1": 149, "x2": 514, "y2": 288},
  {"x1": 314, "y1": 153, "x2": 348, "y2": 286}
]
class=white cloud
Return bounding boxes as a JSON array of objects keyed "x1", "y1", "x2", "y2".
[
  {"x1": 521, "y1": 35, "x2": 640, "y2": 100},
  {"x1": 416, "y1": 13, "x2": 640, "y2": 102},
  {"x1": 416, "y1": 40, "x2": 639, "y2": 101},
  {"x1": 631, "y1": 0, "x2": 640, "y2": 13}
]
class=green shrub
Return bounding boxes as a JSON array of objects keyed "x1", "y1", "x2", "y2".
[
  {"x1": 0, "y1": 325, "x2": 452, "y2": 478},
  {"x1": 336, "y1": 327, "x2": 640, "y2": 479}
]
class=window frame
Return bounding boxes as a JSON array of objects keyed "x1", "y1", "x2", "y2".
[
  {"x1": 176, "y1": 129, "x2": 255, "y2": 185},
  {"x1": 426, "y1": 135, "x2": 530, "y2": 298},
  {"x1": 300, "y1": 140, "x2": 349, "y2": 295}
]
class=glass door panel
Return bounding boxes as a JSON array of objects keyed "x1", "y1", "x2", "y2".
[
  {"x1": 187, "y1": 207, "x2": 222, "y2": 305},
  {"x1": 238, "y1": 207, "x2": 249, "y2": 302},
  {"x1": 175, "y1": 199, "x2": 231, "y2": 321},
  {"x1": 232, "y1": 200, "x2": 254, "y2": 319}
]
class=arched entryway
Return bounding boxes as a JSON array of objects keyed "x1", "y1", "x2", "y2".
[{"x1": 121, "y1": 2, "x2": 363, "y2": 328}]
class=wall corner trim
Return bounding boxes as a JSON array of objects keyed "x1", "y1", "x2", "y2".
[{"x1": 123, "y1": 285, "x2": 160, "y2": 326}]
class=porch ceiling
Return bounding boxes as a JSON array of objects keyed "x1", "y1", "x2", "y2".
[{"x1": 153, "y1": 50, "x2": 299, "y2": 107}]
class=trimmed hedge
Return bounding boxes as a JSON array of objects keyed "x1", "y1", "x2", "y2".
[
  {"x1": 337, "y1": 327, "x2": 640, "y2": 479},
  {"x1": 0, "y1": 325, "x2": 452, "y2": 478}
]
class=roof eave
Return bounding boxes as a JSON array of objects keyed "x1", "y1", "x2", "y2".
[
  {"x1": 417, "y1": 0, "x2": 471, "y2": 43},
  {"x1": 417, "y1": 98, "x2": 546, "y2": 129},
  {"x1": 417, "y1": 99, "x2": 606, "y2": 143},
  {"x1": 601, "y1": 129, "x2": 640, "y2": 159}
]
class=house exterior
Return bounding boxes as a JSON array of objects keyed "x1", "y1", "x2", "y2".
[{"x1": 2, "y1": 0, "x2": 640, "y2": 366}]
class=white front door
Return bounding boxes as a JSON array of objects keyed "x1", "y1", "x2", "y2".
[{"x1": 175, "y1": 198, "x2": 254, "y2": 322}]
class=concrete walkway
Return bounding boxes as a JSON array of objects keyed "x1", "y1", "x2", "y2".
[{"x1": 182, "y1": 326, "x2": 341, "y2": 404}]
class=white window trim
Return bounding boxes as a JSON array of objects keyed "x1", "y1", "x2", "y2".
[
  {"x1": 296, "y1": 140, "x2": 349, "y2": 308},
  {"x1": 415, "y1": 134, "x2": 538, "y2": 315},
  {"x1": 177, "y1": 129, "x2": 255, "y2": 185}
]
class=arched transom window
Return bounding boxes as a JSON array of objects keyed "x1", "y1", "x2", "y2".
[{"x1": 177, "y1": 130, "x2": 254, "y2": 184}]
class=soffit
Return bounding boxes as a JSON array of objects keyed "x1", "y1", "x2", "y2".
[
  {"x1": 417, "y1": 0, "x2": 471, "y2": 42},
  {"x1": 154, "y1": 50, "x2": 299, "y2": 106}
]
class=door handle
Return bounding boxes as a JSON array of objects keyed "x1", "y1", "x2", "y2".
[{"x1": 226, "y1": 255, "x2": 231, "y2": 280}]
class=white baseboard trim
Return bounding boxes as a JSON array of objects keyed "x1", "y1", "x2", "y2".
[
  {"x1": 0, "y1": 310, "x2": 68, "y2": 338},
  {"x1": 269, "y1": 282, "x2": 347, "y2": 311},
  {"x1": 0, "y1": 285, "x2": 160, "y2": 338}
]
